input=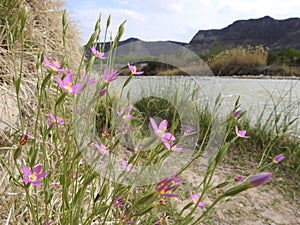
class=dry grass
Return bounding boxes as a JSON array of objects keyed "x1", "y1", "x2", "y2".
[
  {"x1": 0, "y1": 0, "x2": 82, "y2": 83},
  {"x1": 208, "y1": 45, "x2": 268, "y2": 75},
  {"x1": 0, "y1": 2, "x2": 82, "y2": 222},
  {"x1": 0, "y1": 0, "x2": 82, "y2": 144}
]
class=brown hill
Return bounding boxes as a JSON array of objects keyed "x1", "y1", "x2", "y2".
[{"x1": 189, "y1": 16, "x2": 300, "y2": 54}]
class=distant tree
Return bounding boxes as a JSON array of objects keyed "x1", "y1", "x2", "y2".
[{"x1": 267, "y1": 48, "x2": 300, "y2": 66}]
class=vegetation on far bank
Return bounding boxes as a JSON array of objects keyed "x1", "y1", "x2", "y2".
[{"x1": 103, "y1": 46, "x2": 300, "y2": 77}]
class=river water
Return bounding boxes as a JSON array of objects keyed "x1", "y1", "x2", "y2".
[{"x1": 110, "y1": 76, "x2": 300, "y2": 134}]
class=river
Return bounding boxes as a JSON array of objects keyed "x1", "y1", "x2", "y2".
[{"x1": 110, "y1": 76, "x2": 300, "y2": 134}]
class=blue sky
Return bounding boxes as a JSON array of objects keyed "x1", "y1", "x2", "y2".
[{"x1": 66, "y1": 0, "x2": 300, "y2": 44}]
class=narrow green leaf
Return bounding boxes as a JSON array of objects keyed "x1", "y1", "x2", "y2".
[
  {"x1": 29, "y1": 146, "x2": 38, "y2": 167},
  {"x1": 98, "y1": 205, "x2": 109, "y2": 213},
  {"x1": 122, "y1": 75, "x2": 133, "y2": 89},
  {"x1": 86, "y1": 32, "x2": 97, "y2": 49},
  {"x1": 13, "y1": 146, "x2": 22, "y2": 161},
  {"x1": 13, "y1": 76, "x2": 21, "y2": 95},
  {"x1": 71, "y1": 187, "x2": 83, "y2": 208},
  {"x1": 179, "y1": 202, "x2": 194, "y2": 214},
  {"x1": 136, "y1": 192, "x2": 156, "y2": 205},
  {"x1": 41, "y1": 73, "x2": 52, "y2": 90},
  {"x1": 137, "y1": 205, "x2": 154, "y2": 216},
  {"x1": 83, "y1": 172, "x2": 98, "y2": 187},
  {"x1": 55, "y1": 93, "x2": 67, "y2": 107}
]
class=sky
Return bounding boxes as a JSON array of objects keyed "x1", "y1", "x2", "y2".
[{"x1": 66, "y1": 0, "x2": 300, "y2": 44}]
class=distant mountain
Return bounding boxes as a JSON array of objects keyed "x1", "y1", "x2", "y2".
[
  {"x1": 189, "y1": 16, "x2": 300, "y2": 54},
  {"x1": 88, "y1": 16, "x2": 300, "y2": 57},
  {"x1": 87, "y1": 38, "x2": 188, "y2": 58}
]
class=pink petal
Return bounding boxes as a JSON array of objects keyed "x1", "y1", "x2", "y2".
[
  {"x1": 159, "y1": 120, "x2": 168, "y2": 131},
  {"x1": 57, "y1": 118, "x2": 64, "y2": 124},
  {"x1": 63, "y1": 73, "x2": 73, "y2": 84},
  {"x1": 103, "y1": 68, "x2": 110, "y2": 81},
  {"x1": 91, "y1": 46, "x2": 97, "y2": 54},
  {"x1": 37, "y1": 172, "x2": 48, "y2": 180},
  {"x1": 56, "y1": 75, "x2": 64, "y2": 88},
  {"x1": 23, "y1": 177, "x2": 31, "y2": 183},
  {"x1": 162, "y1": 138, "x2": 171, "y2": 149},
  {"x1": 22, "y1": 166, "x2": 31, "y2": 177},
  {"x1": 239, "y1": 130, "x2": 246, "y2": 136},
  {"x1": 150, "y1": 117, "x2": 158, "y2": 131},
  {"x1": 198, "y1": 202, "x2": 205, "y2": 207},
  {"x1": 32, "y1": 181, "x2": 41, "y2": 187},
  {"x1": 121, "y1": 159, "x2": 127, "y2": 170},
  {"x1": 235, "y1": 126, "x2": 239, "y2": 134},
  {"x1": 49, "y1": 113, "x2": 55, "y2": 121},
  {"x1": 99, "y1": 89, "x2": 107, "y2": 97},
  {"x1": 72, "y1": 84, "x2": 84, "y2": 94},
  {"x1": 189, "y1": 189, "x2": 193, "y2": 198},
  {"x1": 33, "y1": 164, "x2": 42, "y2": 174},
  {"x1": 164, "y1": 132, "x2": 176, "y2": 141},
  {"x1": 44, "y1": 55, "x2": 50, "y2": 65}
]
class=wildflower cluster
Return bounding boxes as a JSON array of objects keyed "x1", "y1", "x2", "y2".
[{"x1": 4, "y1": 13, "x2": 289, "y2": 225}]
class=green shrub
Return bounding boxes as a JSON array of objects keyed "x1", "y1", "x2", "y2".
[{"x1": 267, "y1": 48, "x2": 300, "y2": 66}]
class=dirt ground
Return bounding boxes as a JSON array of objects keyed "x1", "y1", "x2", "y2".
[{"x1": 176, "y1": 158, "x2": 300, "y2": 225}]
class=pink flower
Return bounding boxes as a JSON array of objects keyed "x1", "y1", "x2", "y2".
[
  {"x1": 44, "y1": 56, "x2": 70, "y2": 73},
  {"x1": 169, "y1": 144, "x2": 183, "y2": 152},
  {"x1": 233, "y1": 108, "x2": 242, "y2": 118},
  {"x1": 47, "y1": 113, "x2": 64, "y2": 127},
  {"x1": 103, "y1": 68, "x2": 119, "y2": 83},
  {"x1": 113, "y1": 196, "x2": 126, "y2": 207},
  {"x1": 22, "y1": 164, "x2": 47, "y2": 187},
  {"x1": 184, "y1": 125, "x2": 196, "y2": 136},
  {"x1": 117, "y1": 105, "x2": 133, "y2": 121},
  {"x1": 121, "y1": 159, "x2": 137, "y2": 173},
  {"x1": 235, "y1": 126, "x2": 250, "y2": 138},
  {"x1": 81, "y1": 73, "x2": 96, "y2": 85},
  {"x1": 190, "y1": 190, "x2": 205, "y2": 208},
  {"x1": 56, "y1": 74, "x2": 84, "y2": 94},
  {"x1": 273, "y1": 154, "x2": 285, "y2": 164},
  {"x1": 150, "y1": 117, "x2": 176, "y2": 142},
  {"x1": 156, "y1": 174, "x2": 181, "y2": 197},
  {"x1": 163, "y1": 140, "x2": 183, "y2": 152},
  {"x1": 128, "y1": 63, "x2": 144, "y2": 75},
  {"x1": 18, "y1": 130, "x2": 32, "y2": 146},
  {"x1": 90, "y1": 46, "x2": 105, "y2": 59},
  {"x1": 95, "y1": 144, "x2": 109, "y2": 156}
]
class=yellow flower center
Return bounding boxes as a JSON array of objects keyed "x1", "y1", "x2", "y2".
[
  {"x1": 159, "y1": 189, "x2": 165, "y2": 195},
  {"x1": 63, "y1": 82, "x2": 73, "y2": 93},
  {"x1": 157, "y1": 129, "x2": 165, "y2": 137},
  {"x1": 29, "y1": 172, "x2": 37, "y2": 181}
]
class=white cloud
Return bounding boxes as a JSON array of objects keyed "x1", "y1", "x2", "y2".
[
  {"x1": 69, "y1": 7, "x2": 146, "y2": 43},
  {"x1": 67, "y1": 0, "x2": 300, "y2": 44}
]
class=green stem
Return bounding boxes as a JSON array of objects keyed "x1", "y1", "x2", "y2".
[{"x1": 190, "y1": 195, "x2": 225, "y2": 225}]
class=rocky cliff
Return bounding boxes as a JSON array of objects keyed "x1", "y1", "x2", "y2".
[{"x1": 189, "y1": 16, "x2": 300, "y2": 54}]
